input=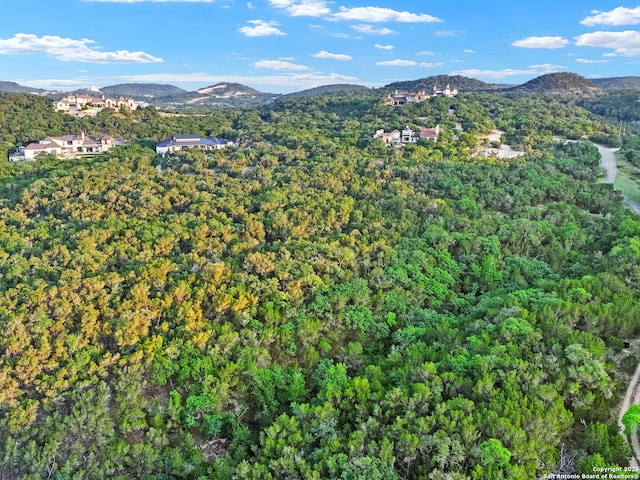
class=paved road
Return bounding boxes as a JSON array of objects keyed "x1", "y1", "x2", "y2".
[
  {"x1": 620, "y1": 361, "x2": 640, "y2": 469},
  {"x1": 593, "y1": 143, "x2": 618, "y2": 184},
  {"x1": 553, "y1": 137, "x2": 618, "y2": 184},
  {"x1": 596, "y1": 145, "x2": 640, "y2": 214},
  {"x1": 555, "y1": 138, "x2": 640, "y2": 214},
  {"x1": 624, "y1": 197, "x2": 640, "y2": 214},
  {"x1": 596, "y1": 143, "x2": 640, "y2": 466},
  {"x1": 556, "y1": 137, "x2": 640, "y2": 464}
]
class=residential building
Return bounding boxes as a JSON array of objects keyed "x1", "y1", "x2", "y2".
[
  {"x1": 155, "y1": 134, "x2": 234, "y2": 155},
  {"x1": 9, "y1": 133, "x2": 122, "y2": 161},
  {"x1": 383, "y1": 85, "x2": 458, "y2": 106},
  {"x1": 374, "y1": 125, "x2": 440, "y2": 146},
  {"x1": 432, "y1": 84, "x2": 458, "y2": 97},
  {"x1": 54, "y1": 94, "x2": 138, "y2": 117},
  {"x1": 384, "y1": 91, "x2": 431, "y2": 106}
]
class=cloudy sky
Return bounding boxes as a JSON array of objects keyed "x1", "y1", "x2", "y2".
[{"x1": 1, "y1": 0, "x2": 639, "y2": 92}]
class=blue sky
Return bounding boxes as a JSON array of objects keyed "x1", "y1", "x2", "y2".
[{"x1": 1, "y1": 0, "x2": 639, "y2": 93}]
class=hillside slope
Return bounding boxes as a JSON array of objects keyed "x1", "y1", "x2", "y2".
[
  {"x1": 514, "y1": 72, "x2": 603, "y2": 96},
  {"x1": 592, "y1": 76, "x2": 640, "y2": 91},
  {"x1": 384, "y1": 75, "x2": 498, "y2": 92}
]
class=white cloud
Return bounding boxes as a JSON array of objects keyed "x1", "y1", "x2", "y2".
[
  {"x1": 332, "y1": 6, "x2": 441, "y2": 23},
  {"x1": 434, "y1": 30, "x2": 459, "y2": 37},
  {"x1": 417, "y1": 50, "x2": 435, "y2": 55},
  {"x1": 575, "y1": 30, "x2": 640, "y2": 56},
  {"x1": 0, "y1": 33, "x2": 162, "y2": 63},
  {"x1": 451, "y1": 64, "x2": 563, "y2": 79},
  {"x1": 464, "y1": 49, "x2": 475, "y2": 54},
  {"x1": 512, "y1": 36, "x2": 570, "y2": 49},
  {"x1": 239, "y1": 20, "x2": 285, "y2": 37},
  {"x1": 253, "y1": 59, "x2": 310, "y2": 70},
  {"x1": 374, "y1": 44, "x2": 394, "y2": 50},
  {"x1": 451, "y1": 68, "x2": 537, "y2": 78},
  {"x1": 289, "y1": 0, "x2": 331, "y2": 17},
  {"x1": 311, "y1": 50, "x2": 352, "y2": 60},
  {"x1": 420, "y1": 62, "x2": 444, "y2": 67},
  {"x1": 269, "y1": 0, "x2": 294, "y2": 6},
  {"x1": 581, "y1": 7, "x2": 640, "y2": 26},
  {"x1": 268, "y1": 0, "x2": 330, "y2": 17},
  {"x1": 529, "y1": 63, "x2": 566, "y2": 70},
  {"x1": 376, "y1": 59, "x2": 417, "y2": 66},
  {"x1": 575, "y1": 58, "x2": 608, "y2": 64},
  {"x1": 350, "y1": 24, "x2": 396, "y2": 35}
]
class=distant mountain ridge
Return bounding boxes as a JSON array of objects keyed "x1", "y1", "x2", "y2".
[
  {"x1": 383, "y1": 75, "x2": 499, "y2": 93},
  {"x1": 154, "y1": 82, "x2": 279, "y2": 108},
  {"x1": 0, "y1": 81, "x2": 49, "y2": 95},
  {"x1": 280, "y1": 83, "x2": 370, "y2": 99},
  {"x1": 1, "y1": 73, "x2": 638, "y2": 108},
  {"x1": 100, "y1": 83, "x2": 187, "y2": 99},
  {"x1": 591, "y1": 76, "x2": 640, "y2": 91},
  {"x1": 513, "y1": 72, "x2": 603, "y2": 96}
]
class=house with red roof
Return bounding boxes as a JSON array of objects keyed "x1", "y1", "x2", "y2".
[{"x1": 374, "y1": 125, "x2": 440, "y2": 146}]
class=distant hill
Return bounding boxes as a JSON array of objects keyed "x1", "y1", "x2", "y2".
[
  {"x1": 155, "y1": 82, "x2": 279, "y2": 108},
  {"x1": 0, "y1": 81, "x2": 49, "y2": 95},
  {"x1": 513, "y1": 72, "x2": 603, "y2": 96},
  {"x1": 591, "y1": 76, "x2": 640, "y2": 91},
  {"x1": 101, "y1": 83, "x2": 187, "y2": 99},
  {"x1": 279, "y1": 84, "x2": 371, "y2": 99},
  {"x1": 4, "y1": 73, "x2": 635, "y2": 109},
  {"x1": 383, "y1": 75, "x2": 498, "y2": 93}
]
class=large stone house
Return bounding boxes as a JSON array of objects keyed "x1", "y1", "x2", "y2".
[
  {"x1": 384, "y1": 85, "x2": 458, "y2": 106},
  {"x1": 9, "y1": 133, "x2": 120, "y2": 161},
  {"x1": 374, "y1": 125, "x2": 440, "y2": 146},
  {"x1": 155, "y1": 134, "x2": 234, "y2": 155},
  {"x1": 384, "y1": 91, "x2": 431, "y2": 106},
  {"x1": 54, "y1": 94, "x2": 138, "y2": 117}
]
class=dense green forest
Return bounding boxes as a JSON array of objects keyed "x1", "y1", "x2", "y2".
[{"x1": 0, "y1": 90, "x2": 639, "y2": 479}]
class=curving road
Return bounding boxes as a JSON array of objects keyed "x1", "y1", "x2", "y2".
[
  {"x1": 597, "y1": 142, "x2": 640, "y2": 467},
  {"x1": 591, "y1": 142, "x2": 640, "y2": 213},
  {"x1": 555, "y1": 137, "x2": 640, "y2": 213},
  {"x1": 620, "y1": 361, "x2": 640, "y2": 468},
  {"x1": 592, "y1": 142, "x2": 618, "y2": 184},
  {"x1": 625, "y1": 198, "x2": 640, "y2": 214},
  {"x1": 557, "y1": 138, "x2": 640, "y2": 464}
]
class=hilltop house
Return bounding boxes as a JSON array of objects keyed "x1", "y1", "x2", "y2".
[
  {"x1": 384, "y1": 91, "x2": 431, "y2": 106},
  {"x1": 155, "y1": 134, "x2": 234, "y2": 155},
  {"x1": 374, "y1": 125, "x2": 440, "y2": 146},
  {"x1": 9, "y1": 133, "x2": 122, "y2": 161},
  {"x1": 54, "y1": 94, "x2": 138, "y2": 117},
  {"x1": 384, "y1": 85, "x2": 458, "y2": 106}
]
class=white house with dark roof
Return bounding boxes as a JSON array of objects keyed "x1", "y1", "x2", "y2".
[
  {"x1": 155, "y1": 134, "x2": 234, "y2": 155},
  {"x1": 9, "y1": 133, "x2": 122, "y2": 161}
]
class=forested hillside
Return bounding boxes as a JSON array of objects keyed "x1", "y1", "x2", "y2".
[{"x1": 0, "y1": 90, "x2": 639, "y2": 479}]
